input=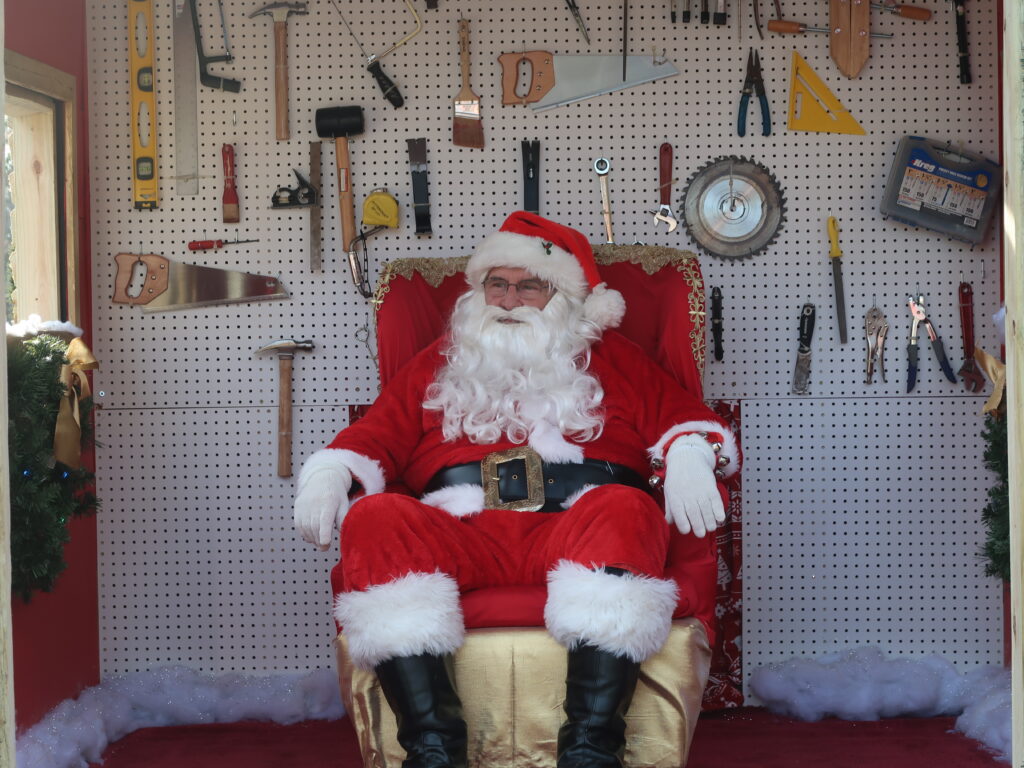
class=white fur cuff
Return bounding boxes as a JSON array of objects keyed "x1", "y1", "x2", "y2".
[
  {"x1": 421, "y1": 484, "x2": 485, "y2": 518},
  {"x1": 299, "y1": 448, "x2": 386, "y2": 496},
  {"x1": 544, "y1": 560, "x2": 679, "y2": 662},
  {"x1": 649, "y1": 420, "x2": 741, "y2": 479},
  {"x1": 334, "y1": 571, "x2": 465, "y2": 669}
]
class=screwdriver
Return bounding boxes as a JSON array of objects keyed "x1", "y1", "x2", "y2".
[
  {"x1": 768, "y1": 19, "x2": 894, "y2": 38},
  {"x1": 871, "y1": 2, "x2": 931, "y2": 20},
  {"x1": 188, "y1": 237, "x2": 259, "y2": 251}
]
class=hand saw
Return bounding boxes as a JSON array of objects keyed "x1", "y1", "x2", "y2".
[
  {"x1": 112, "y1": 253, "x2": 288, "y2": 312},
  {"x1": 498, "y1": 51, "x2": 678, "y2": 112}
]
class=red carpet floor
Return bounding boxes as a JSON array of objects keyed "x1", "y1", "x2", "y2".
[{"x1": 95, "y1": 708, "x2": 1003, "y2": 768}]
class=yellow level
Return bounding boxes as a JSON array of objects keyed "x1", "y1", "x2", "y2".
[{"x1": 130, "y1": 0, "x2": 158, "y2": 209}]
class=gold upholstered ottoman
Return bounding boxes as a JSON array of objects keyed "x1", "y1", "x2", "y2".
[{"x1": 335, "y1": 618, "x2": 712, "y2": 768}]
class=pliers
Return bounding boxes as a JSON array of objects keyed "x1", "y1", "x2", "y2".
[
  {"x1": 906, "y1": 295, "x2": 958, "y2": 392},
  {"x1": 864, "y1": 307, "x2": 888, "y2": 384},
  {"x1": 737, "y1": 48, "x2": 771, "y2": 137}
]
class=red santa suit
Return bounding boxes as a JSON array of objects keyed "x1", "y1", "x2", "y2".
[
  {"x1": 309, "y1": 330, "x2": 739, "y2": 669},
  {"x1": 296, "y1": 211, "x2": 740, "y2": 671}
]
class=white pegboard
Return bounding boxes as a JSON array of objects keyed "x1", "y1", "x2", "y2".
[
  {"x1": 742, "y1": 397, "x2": 1003, "y2": 699},
  {"x1": 88, "y1": 0, "x2": 1003, "y2": 679}
]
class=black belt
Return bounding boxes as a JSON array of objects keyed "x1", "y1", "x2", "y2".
[{"x1": 424, "y1": 448, "x2": 648, "y2": 513}]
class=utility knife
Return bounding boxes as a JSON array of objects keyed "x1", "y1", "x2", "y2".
[{"x1": 792, "y1": 303, "x2": 816, "y2": 394}]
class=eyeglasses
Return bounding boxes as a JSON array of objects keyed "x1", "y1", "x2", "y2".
[{"x1": 482, "y1": 276, "x2": 553, "y2": 301}]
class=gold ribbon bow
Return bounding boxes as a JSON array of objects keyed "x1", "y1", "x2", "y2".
[
  {"x1": 53, "y1": 337, "x2": 99, "y2": 469},
  {"x1": 974, "y1": 346, "x2": 1006, "y2": 416}
]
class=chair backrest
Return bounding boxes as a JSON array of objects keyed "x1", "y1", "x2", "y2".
[{"x1": 373, "y1": 245, "x2": 707, "y2": 397}]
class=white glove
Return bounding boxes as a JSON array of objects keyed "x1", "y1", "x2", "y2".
[
  {"x1": 294, "y1": 464, "x2": 353, "y2": 551},
  {"x1": 663, "y1": 435, "x2": 725, "y2": 538}
]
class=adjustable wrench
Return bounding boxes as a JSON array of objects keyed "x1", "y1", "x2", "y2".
[{"x1": 654, "y1": 143, "x2": 678, "y2": 232}]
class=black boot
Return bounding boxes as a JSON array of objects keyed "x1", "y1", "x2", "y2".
[
  {"x1": 556, "y1": 644, "x2": 641, "y2": 768},
  {"x1": 374, "y1": 653, "x2": 468, "y2": 768}
]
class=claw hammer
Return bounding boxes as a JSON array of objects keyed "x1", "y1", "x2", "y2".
[
  {"x1": 249, "y1": 1, "x2": 308, "y2": 140},
  {"x1": 256, "y1": 339, "x2": 314, "y2": 477}
]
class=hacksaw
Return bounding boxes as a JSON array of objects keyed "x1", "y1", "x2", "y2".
[
  {"x1": 787, "y1": 50, "x2": 864, "y2": 135},
  {"x1": 129, "y1": 0, "x2": 158, "y2": 209}
]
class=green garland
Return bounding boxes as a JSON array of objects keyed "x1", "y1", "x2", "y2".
[
  {"x1": 980, "y1": 411, "x2": 1009, "y2": 582},
  {"x1": 8, "y1": 333, "x2": 98, "y2": 601}
]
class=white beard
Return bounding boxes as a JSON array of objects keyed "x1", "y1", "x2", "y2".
[{"x1": 423, "y1": 290, "x2": 605, "y2": 458}]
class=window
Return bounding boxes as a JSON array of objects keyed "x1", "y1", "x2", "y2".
[{"x1": 3, "y1": 51, "x2": 78, "y2": 325}]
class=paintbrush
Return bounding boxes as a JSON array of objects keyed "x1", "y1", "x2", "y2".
[
  {"x1": 453, "y1": 18, "x2": 484, "y2": 149},
  {"x1": 222, "y1": 143, "x2": 240, "y2": 223}
]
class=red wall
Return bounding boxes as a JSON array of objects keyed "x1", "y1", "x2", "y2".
[{"x1": 7, "y1": 0, "x2": 98, "y2": 732}]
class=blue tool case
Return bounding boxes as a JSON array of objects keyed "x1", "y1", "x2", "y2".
[{"x1": 879, "y1": 136, "x2": 1000, "y2": 245}]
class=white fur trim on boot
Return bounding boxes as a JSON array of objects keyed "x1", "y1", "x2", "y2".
[
  {"x1": 420, "y1": 484, "x2": 485, "y2": 518},
  {"x1": 649, "y1": 420, "x2": 741, "y2": 479},
  {"x1": 299, "y1": 448, "x2": 386, "y2": 496},
  {"x1": 334, "y1": 571, "x2": 465, "y2": 669},
  {"x1": 544, "y1": 560, "x2": 679, "y2": 662}
]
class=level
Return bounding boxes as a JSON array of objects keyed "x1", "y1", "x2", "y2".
[{"x1": 129, "y1": 0, "x2": 158, "y2": 209}]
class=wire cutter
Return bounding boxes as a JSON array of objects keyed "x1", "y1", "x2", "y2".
[
  {"x1": 906, "y1": 295, "x2": 958, "y2": 392},
  {"x1": 737, "y1": 48, "x2": 770, "y2": 137}
]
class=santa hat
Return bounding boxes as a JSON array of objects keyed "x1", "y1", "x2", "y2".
[{"x1": 465, "y1": 211, "x2": 626, "y2": 331}]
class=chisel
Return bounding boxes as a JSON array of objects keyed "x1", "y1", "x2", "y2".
[{"x1": 828, "y1": 214, "x2": 848, "y2": 344}]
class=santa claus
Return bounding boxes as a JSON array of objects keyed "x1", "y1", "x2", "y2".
[{"x1": 293, "y1": 212, "x2": 740, "y2": 768}]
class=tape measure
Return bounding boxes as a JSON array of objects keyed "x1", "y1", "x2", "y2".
[{"x1": 130, "y1": 0, "x2": 158, "y2": 209}]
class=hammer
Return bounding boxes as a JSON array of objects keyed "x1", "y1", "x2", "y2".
[
  {"x1": 255, "y1": 339, "x2": 314, "y2": 477},
  {"x1": 315, "y1": 106, "x2": 365, "y2": 281},
  {"x1": 249, "y1": 1, "x2": 308, "y2": 140}
]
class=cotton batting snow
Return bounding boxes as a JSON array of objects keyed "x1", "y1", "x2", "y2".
[
  {"x1": 750, "y1": 647, "x2": 1010, "y2": 760},
  {"x1": 15, "y1": 665, "x2": 344, "y2": 768}
]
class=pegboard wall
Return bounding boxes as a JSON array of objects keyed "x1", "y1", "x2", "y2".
[{"x1": 87, "y1": 0, "x2": 1003, "y2": 681}]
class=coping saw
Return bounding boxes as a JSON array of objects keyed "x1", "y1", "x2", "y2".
[{"x1": 329, "y1": 0, "x2": 421, "y2": 108}]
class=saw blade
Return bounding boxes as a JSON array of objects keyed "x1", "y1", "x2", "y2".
[{"x1": 678, "y1": 156, "x2": 785, "y2": 260}]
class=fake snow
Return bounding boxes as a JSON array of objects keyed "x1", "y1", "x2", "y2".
[
  {"x1": 15, "y1": 665, "x2": 344, "y2": 768},
  {"x1": 750, "y1": 647, "x2": 1010, "y2": 760}
]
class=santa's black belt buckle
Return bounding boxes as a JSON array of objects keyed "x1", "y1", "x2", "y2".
[{"x1": 481, "y1": 446, "x2": 545, "y2": 512}]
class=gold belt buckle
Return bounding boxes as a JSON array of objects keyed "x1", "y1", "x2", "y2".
[{"x1": 480, "y1": 446, "x2": 545, "y2": 512}]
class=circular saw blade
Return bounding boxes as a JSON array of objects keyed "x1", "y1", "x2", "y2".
[{"x1": 679, "y1": 156, "x2": 786, "y2": 260}]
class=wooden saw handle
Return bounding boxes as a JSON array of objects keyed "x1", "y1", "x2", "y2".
[
  {"x1": 498, "y1": 51, "x2": 555, "y2": 105},
  {"x1": 112, "y1": 252, "x2": 169, "y2": 305}
]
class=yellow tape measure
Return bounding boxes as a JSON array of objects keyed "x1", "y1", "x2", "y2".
[{"x1": 130, "y1": 0, "x2": 158, "y2": 210}]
